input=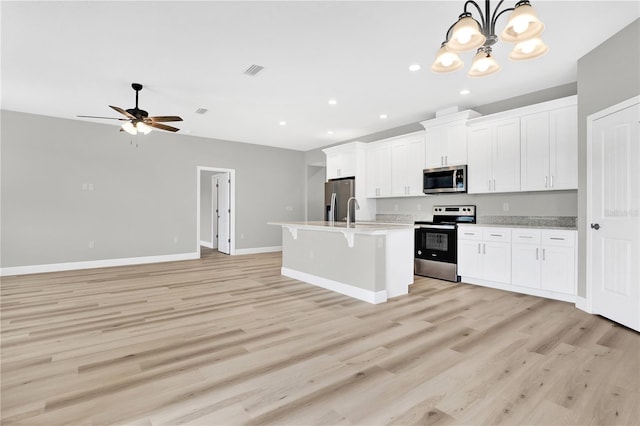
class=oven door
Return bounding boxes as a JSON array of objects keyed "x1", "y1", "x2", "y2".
[{"x1": 415, "y1": 224, "x2": 457, "y2": 264}]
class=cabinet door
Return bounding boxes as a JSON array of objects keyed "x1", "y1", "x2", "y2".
[
  {"x1": 540, "y1": 245, "x2": 575, "y2": 294},
  {"x1": 467, "y1": 126, "x2": 493, "y2": 193},
  {"x1": 444, "y1": 123, "x2": 468, "y2": 166},
  {"x1": 391, "y1": 141, "x2": 408, "y2": 196},
  {"x1": 512, "y1": 243, "x2": 541, "y2": 288},
  {"x1": 366, "y1": 143, "x2": 391, "y2": 197},
  {"x1": 549, "y1": 105, "x2": 578, "y2": 190},
  {"x1": 492, "y1": 118, "x2": 521, "y2": 193},
  {"x1": 483, "y1": 241, "x2": 511, "y2": 284},
  {"x1": 325, "y1": 152, "x2": 342, "y2": 180},
  {"x1": 406, "y1": 137, "x2": 426, "y2": 195},
  {"x1": 424, "y1": 126, "x2": 445, "y2": 168},
  {"x1": 521, "y1": 111, "x2": 550, "y2": 191},
  {"x1": 458, "y1": 239, "x2": 483, "y2": 279},
  {"x1": 339, "y1": 146, "x2": 356, "y2": 178}
]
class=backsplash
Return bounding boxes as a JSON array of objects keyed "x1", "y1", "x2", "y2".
[{"x1": 376, "y1": 213, "x2": 577, "y2": 229}]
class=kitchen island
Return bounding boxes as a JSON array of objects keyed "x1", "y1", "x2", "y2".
[{"x1": 269, "y1": 221, "x2": 415, "y2": 304}]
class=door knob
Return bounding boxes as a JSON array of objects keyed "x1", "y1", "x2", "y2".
[{"x1": 590, "y1": 223, "x2": 600, "y2": 230}]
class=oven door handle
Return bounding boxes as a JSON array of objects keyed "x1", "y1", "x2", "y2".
[{"x1": 418, "y1": 224, "x2": 456, "y2": 230}]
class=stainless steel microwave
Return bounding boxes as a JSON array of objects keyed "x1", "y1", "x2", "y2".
[{"x1": 423, "y1": 165, "x2": 467, "y2": 194}]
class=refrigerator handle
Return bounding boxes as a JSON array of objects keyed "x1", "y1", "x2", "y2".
[{"x1": 329, "y1": 193, "x2": 337, "y2": 223}]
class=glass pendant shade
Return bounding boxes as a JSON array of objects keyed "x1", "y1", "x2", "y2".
[
  {"x1": 468, "y1": 48, "x2": 501, "y2": 77},
  {"x1": 122, "y1": 121, "x2": 137, "y2": 135},
  {"x1": 501, "y1": 2, "x2": 544, "y2": 42},
  {"x1": 446, "y1": 14, "x2": 486, "y2": 52},
  {"x1": 431, "y1": 44, "x2": 464, "y2": 73},
  {"x1": 509, "y1": 37, "x2": 548, "y2": 61},
  {"x1": 136, "y1": 121, "x2": 152, "y2": 135}
]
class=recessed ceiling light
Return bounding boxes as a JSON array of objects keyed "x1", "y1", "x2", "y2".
[
  {"x1": 327, "y1": 130, "x2": 334, "y2": 135},
  {"x1": 195, "y1": 107, "x2": 208, "y2": 114},
  {"x1": 328, "y1": 99, "x2": 337, "y2": 105},
  {"x1": 460, "y1": 89, "x2": 471, "y2": 95},
  {"x1": 279, "y1": 121, "x2": 287, "y2": 126},
  {"x1": 379, "y1": 114, "x2": 388, "y2": 119},
  {"x1": 408, "y1": 64, "x2": 421, "y2": 72}
]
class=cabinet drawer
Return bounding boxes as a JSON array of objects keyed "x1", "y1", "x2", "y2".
[
  {"x1": 512, "y1": 229, "x2": 541, "y2": 244},
  {"x1": 458, "y1": 227, "x2": 482, "y2": 240},
  {"x1": 482, "y1": 228, "x2": 511, "y2": 242},
  {"x1": 542, "y1": 230, "x2": 575, "y2": 246}
]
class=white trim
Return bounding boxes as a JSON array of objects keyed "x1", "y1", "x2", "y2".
[
  {"x1": 0, "y1": 252, "x2": 199, "y2": 277},
  {"x1": 235, "y1": 246, "x2": 282, "y2": 255},
  {"x1": 281, "y1": 267, "x2": 387, "y2": 304},
  {"x1": 200, "y1": 240, "x2": 214, "y2": 249},
  {"x1": 585, "y1": 95, "x2": 640, "y2": 316},
  {"x1": 197, "y1": 166, "x2": 236, "y2": 257},
  {"x1": 460, "y1": 276, "x2": 577, "y2": 304}
]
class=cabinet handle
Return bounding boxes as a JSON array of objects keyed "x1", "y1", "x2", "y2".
[
  {"x1": 545, "y1": 176, "x2": 548, "y2": 188},
  {"x1": 549, "y1": 237, "x2": 565, "y2": 241},
  {"x1": 490, "y1": 234, "x2": 502, "y2": 237},
  {"x1": 519, "y1": 236, "x2": 533, "y2": 239},
  {"x1": 483, "y1": 243, "x2": 486, "y2": 255},
  {"x1": 536, "y1": 248, "x2": 539, "y2": 260},
  {"x1": 542, "y1": 248, "x2": 546, "y2": 261},
  {"x1": 464, "y1": 232, "x2": 475, "y2": 235},
  {"x1": 550, "y1": 175, "x2": 554, "y2": 188},
  {"x1": 441, "y1": 156, "x2": 444, "y2": 165},
  {"x1": 445, "y1": 155, "x2": 448, "y2": 165},
  {"x1": 488, "y1": 179, "x2": 492, "y2": 191},
  {"x1": 493, "y1": 179, "x2": 496, "y2": 191},
  {"x1": 477, "y1": 243, "x2": 481, "y2": 254}
]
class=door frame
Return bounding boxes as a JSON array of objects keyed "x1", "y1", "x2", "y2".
[
  {"x1": 197, "y1": 166, "x2": 236, "y2": 257},
  {"x1": 585, "y1": 95, "x2": 640, "y2": 313}
]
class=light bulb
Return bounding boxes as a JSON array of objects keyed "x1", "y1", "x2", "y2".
[
  {"x1": 456, "y1": 29, "x2": 473, "y2": 45},
  {"x1": 136, "y1": 121, "x2": 152, "y2": 135},
  {"x1": 520, "y1": 39, "x2": 536, "y2": 54},
  {"x1": 477, "y1": 59, "x2": 490, "y2": 72},
  {"x1": 122, "y1": 121, "x2": 137, "y2": 135},
  {"x1": 440, "y1": 53, "x2": 455, "y2": 67},
  {"x1": 512, "y1": 17, "x2": 530, "y2": 34}
]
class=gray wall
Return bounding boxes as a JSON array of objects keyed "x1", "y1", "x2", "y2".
[
  {"x1": 576, "y1": 19, "x2": 640, "y2": 297},
  {"x1": 1, "y1": 111, "x2": 305, "y2": 268}
]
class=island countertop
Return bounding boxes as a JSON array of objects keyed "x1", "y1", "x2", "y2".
[{"x1": 268, "y1": 221, "x2": 416, "y2": 234}]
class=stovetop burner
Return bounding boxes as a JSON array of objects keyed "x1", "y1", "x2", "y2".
[{"x1": 415, "y1": 205, "x2": 476, "y2": 226}]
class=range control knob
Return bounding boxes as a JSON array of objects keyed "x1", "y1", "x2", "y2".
[{"x1": 417, "y1": 250, "x2": 422, "y2": 255}]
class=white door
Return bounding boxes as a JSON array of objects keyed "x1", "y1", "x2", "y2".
[
  {"x1": 589, "y1": 98, "x2": 640, "y2": 331},
  {"x1": 217, "y1": 172, "x2": 231, "y2": 255},
  {"x1": 210, "y1": 176, "x2": 218, "y2": 248}
]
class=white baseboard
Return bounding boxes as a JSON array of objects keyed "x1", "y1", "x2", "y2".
[
  {"x1": 575, "y1": 296, "x2": 593, "y2": 313},
  {"x1": 281, "y1": 267, "x2": 387, "y2": 304},
  {"x1": 200, "y1": 240, "x2": 215, "y2": 249},
  {"x1": 235, "y1": 246, "x2": 282, "y2": 255},
  {"x1": 0, "y1": 252, "x2": 199, "y2": 277},
  {"x1": 460, "y1": 276, "x2": 577, "y2": 304}
]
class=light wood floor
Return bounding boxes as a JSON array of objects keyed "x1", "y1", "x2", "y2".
[{"x1": 1, "y1": 249, "x2": 638, "y2": 426}]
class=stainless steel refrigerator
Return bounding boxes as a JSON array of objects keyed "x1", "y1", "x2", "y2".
[{"x1": 324, "y1": 178, "x2": 355, "y2": 222}]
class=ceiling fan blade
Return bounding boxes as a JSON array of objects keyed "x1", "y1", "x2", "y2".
[
  {"x1": 77, "y1": 115, "x2": 127, "y2": 120},
  {"x1": 109, "y1": 105, "x2": 136, "y2": 119},
  {"x1": 149, "y1": 122, "x2": 180, "y2": 132},
  {"x1": 148, "y1": 115, "x2": 183, "y2": 123}
]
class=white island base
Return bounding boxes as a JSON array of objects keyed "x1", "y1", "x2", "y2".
[{"x1": 269, "y1": 221, "x2": 415, "y2": 304}]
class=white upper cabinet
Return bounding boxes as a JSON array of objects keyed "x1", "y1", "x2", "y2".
[
  {"x1": 468, "y1": 117, "x2": 521, "y2": 194},
  {"x1": 421, "y1": 110, "x2": 481, "y2": 168},
  {"x1": 521, "y1": 99, "x2": 578, "y2": 191},
  {"x1": 391, "y1": 133, "x2": 425, "y2": 196},
  {"x1": 323, "y1": 143, "x2": 357, "y2": 180},
  {"x1": 366, "y1": 141, "x2": 392, "y2": 198}
]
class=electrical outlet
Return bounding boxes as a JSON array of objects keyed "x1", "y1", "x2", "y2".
[
  {"x1": 82, "y1": 183, "x2": 88, "y2": 190},
  {"x1": 503, "y1": 202, "x2": 509, "y2": 212},
  {"x1": 88, "y1": 240, "x2": 95, "y2": 249},
  {"x1": 417, "y1": 204, "x2": 422, "y2": 211},
  {"x1": 173, "y1": 236, "x2": 179, "y2": 244},
  {"x1": 88, "y1": 183, "x2": 94, "y2": 191},
  {"x1": 240, "y1": 233, "x2": 245, "y2": 239}
]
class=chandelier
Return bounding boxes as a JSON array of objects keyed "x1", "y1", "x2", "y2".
[{"x1": 432, "y1": 0, "x2": 548, "y2": 77}]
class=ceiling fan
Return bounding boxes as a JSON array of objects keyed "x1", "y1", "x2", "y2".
[{"x1": 78, "y1": 83, "x2": 183, "y2": 135}]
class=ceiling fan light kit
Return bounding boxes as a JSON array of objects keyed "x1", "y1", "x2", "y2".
[
  {"x1": 78, "y1": 83, "x2": 183, "y2": 135},
  {"x1": 431, "y1": 0, "x2": 548, "y2": 77}
]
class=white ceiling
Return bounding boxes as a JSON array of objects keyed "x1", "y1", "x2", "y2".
[{"x1": 2, "y1": 1, "x2": 638, "y2": 151}]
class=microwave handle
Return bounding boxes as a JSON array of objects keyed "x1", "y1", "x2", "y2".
[{"x1": 453, "y1": 169, "x2": 458, "y2": 186}]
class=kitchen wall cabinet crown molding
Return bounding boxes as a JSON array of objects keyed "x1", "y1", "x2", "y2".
[
  {"x1": 421, "y1": 110, "x2": 481, "y2": 168},
  {"x1": 466, "y1": 95, "x2": 577, "y2": 126}
]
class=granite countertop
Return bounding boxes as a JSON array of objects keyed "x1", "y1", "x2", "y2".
[{"x1": 375, "y1": 214, "x2": 577, "y2": 230}]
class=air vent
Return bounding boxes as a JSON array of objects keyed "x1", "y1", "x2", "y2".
[
  {"x1": 244, "y1": 64, "x2": 265, "y2": 77},
  {"x1": 195, "y1": 107, "x2": 208, "y2": 114}
]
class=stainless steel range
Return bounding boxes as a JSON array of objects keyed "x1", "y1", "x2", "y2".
[{"x1": 414, "y1": 205, "x2": 476, "y2": 282}]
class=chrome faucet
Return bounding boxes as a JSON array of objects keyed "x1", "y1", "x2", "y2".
[{"x1": 346, "y1": 197, "x2": 360, "y2": 227}]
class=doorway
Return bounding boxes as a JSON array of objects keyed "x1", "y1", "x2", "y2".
[{"x1": 197, "y1": 166, "x2": 235, "y2": 258}]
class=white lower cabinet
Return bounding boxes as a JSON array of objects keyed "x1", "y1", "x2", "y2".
[
  {"x1": 460, "y1": 225, "x2": 577, "y2": 302},
  {"x1": 457, "y1": 227, "x2": 511, "y2": 284}
]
